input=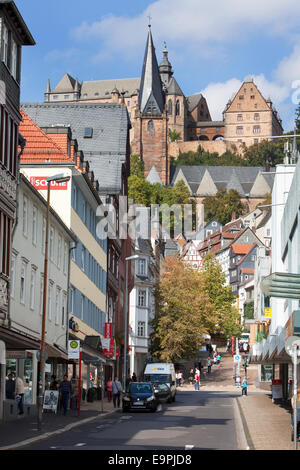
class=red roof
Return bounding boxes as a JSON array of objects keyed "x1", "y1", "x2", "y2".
[
  {"x1": 241, "y1": 268, "x2": 254, "y2": 274},
  {"x1": 19, "y1": 110, "x2": 73, "y2": 163},
  {"x1": 231, "y1": 244, "x2": 254, "y2": 255}
]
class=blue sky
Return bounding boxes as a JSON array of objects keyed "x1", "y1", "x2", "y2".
[{"x1": 18, "y1": 0, "x2": 300, "y2": 131}]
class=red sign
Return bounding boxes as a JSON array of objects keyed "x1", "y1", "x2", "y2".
[
  {"x1": 103, "y1": 337, "x2": 115, "y2": 358},
  {"x1": 104, "y1": 322, "x2": 112, "y2": 339},
  {"x1": 30, "y1": 176, "x2": 68, "y2": 190}
]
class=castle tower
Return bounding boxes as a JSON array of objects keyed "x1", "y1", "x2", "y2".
[{"x1": 132, "y1": 25, "x2": 169, "y2": 185}]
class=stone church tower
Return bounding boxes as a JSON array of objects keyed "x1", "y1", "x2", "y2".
[{"x1": 131, "y1": 26, "x2": 169, "y2": 185}]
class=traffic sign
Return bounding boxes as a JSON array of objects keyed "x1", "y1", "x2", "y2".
[{"x1": 234, "y1": 355, "x2": 240, "y2": 362}]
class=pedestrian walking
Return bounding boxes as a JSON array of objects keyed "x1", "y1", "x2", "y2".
[
  {"x1": 132, "y1": 372, "x2": 137, "y2": 382},
  {"x1": 59, "y1": 374, "x2": 73, "y2": 415},
  {"x1": 112, "y1": 377, "x2": 122, "y2": 408},
  {"x1": 217, "y1": 354, "x2": 221, "y2": 364},
  {"x1": 242, "y1": 379, "x2": 247, "y2": 396},
  {"x1": 176, "y1": 371, "x2": 180, "y2": 387},
  {"x1": 15, "y1": 376, "x2": 24, "y2": 415},
  {"x1": 106, "y1": 378, "x2": 113, "y2": 402},
  {"x1": 194, "y1": 372, "x2": 200, "y2": 391},
  {"x1": 125, "y1": 374, "x2": 132, "y2": 389},
  {"x1": 50, "y1": 375, "x2": 58, "y2": 391},
  {"x1": 207, "y1": 358, "x2": 211, "y2": 374},
  {"x1": 5, "y1": 373, "x2": 15, "y2": 399}
]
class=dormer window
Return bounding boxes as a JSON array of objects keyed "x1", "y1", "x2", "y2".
[{"x1": 84, "y1": 127, "x2": 93, "y2": 138}]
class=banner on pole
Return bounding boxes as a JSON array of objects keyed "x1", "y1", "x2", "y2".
[{"x1": 68, "y1": 340, "x2": 80, "y2": 359}]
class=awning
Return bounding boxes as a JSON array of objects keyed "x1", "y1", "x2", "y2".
[
  {"x1": 46, "y1": 343, "x2": 68, "y2": 361},
  {"x1": 0, "y1": 326, "x2": 40, "y2": 350},
  {"x1": 261, "y1": 272, "x2": 300, "y2": 299}
]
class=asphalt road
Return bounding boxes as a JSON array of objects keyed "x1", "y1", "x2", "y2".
[{"x1": 22, "y1": 388, "x2": 241, "y2": 451}]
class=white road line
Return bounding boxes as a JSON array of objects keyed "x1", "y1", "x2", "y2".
[{"x1": 75, "y1": 443, "x2": 86, "y2": 447}]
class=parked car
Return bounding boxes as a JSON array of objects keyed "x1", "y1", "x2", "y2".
[
  {"x1": 122, "y1": 382, "x2": 158, "y2": 412},
  {"x1": 153, "y1": 383, "x2": 172, "y2": 404},
  {"x1": 144, "y1": 363, "x2": 176, "y2": 401}
]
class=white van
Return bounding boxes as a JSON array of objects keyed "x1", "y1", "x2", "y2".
[{"x1": 144, "y1": 363, "x2": 176, "y2": 401}]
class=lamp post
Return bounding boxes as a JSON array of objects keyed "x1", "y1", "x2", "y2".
[
  {"x1": 37, "y1": 173, "x2": 70, "y2": 430},
  {"x1": 123, "y1": 254, "x2": 140, "y2": 391}
]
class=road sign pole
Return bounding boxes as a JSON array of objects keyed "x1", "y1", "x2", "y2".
[
  {"x1": 78, "y1": 348, "x2": 82, "y2": 418},
  {"x1": 293, "y1": 344, "x2": 298, "y2": 450}
]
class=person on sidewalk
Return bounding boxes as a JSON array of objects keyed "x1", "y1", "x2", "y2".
[
  {"x1": 217, "y1": 354, "x2": 221, "y2": 364},
  {"x1": 106, "y1": 378, "x2": 113, "y2": 402},
  {"x1": 194, "y1": 372, "x2": 200, "y2": 391},
  {"x1": 6, "y1": 373, "x2": 15, "y2": 400},
  {"x1": 132, "y1": 372, "x2": 137, "y2": 382},
  {"x1": 207, "y1": 358, "x2": 211, "y2": 374},
  {"x1": 50, "y1": 375, "x2": 58, "y2": 391},
  {"x1": 59, "y1": 375, "x2": 73, "y2": 416},
  {"x1": 15, "y1": 376, "x2": 24, "y2": 415},
  {"x1": 242, "y1": 379, "x2": 248, "y2": 396},
  {"x1": 112, "y1": 377, "x2": 122, "y2": 408},
  {"x1": 189, "y1": 368, "x2": 194, "y2": 385}
]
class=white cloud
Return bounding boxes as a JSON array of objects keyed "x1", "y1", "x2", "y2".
[
  {"x1": 275, "y1": 44, "x2": 300, "y2": 86},
  {"x1": 200, "y1": 78, "x2": 242, "y2": 120}
]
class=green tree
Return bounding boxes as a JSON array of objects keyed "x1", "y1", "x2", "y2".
[
  {"x1": 150, "y1": 258, "x2": 215, "y2": 362},
  {"x1": 201, "y1": 253, "x2": 242, "y2": 339},
  {"x1": 128, "y1": 175, "x2": 153, "y2": 206},
  {"x1": 169, "y1": 129, "x2": 182, "y2": 142},
  {"x1": 203, "y1": 189, "x2": 247, "y2": 225},
  {"x1": 241, "y1": 139, "x2": 284, "y2": 167},
  {"x1": 130, "y1": 154, "x2": 144, "y2": 177},
  {"x1": 244, "y1": 301, "x2": 254, "y2": 320}
]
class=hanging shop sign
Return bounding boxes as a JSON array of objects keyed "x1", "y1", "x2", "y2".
[{"x1": 104, "y1": 322, "x2": 112, "y2": 339}]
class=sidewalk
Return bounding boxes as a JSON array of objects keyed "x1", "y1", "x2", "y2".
[{"x1": 0, "y1": 397, "x2": 119, "y2": 450}]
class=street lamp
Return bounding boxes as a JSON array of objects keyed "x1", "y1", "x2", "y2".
[
  {"x1": 123, "y1": 254, "x2": 140, "y2": 391},
  {"x1": 37, "y1": 173, "x2": 70, "y2": 430}
]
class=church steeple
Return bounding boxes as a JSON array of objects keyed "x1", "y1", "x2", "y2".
[
  {"x1": 138, "y1": 25, "x2": 165, "y2": 115},
  {"x1": 159, "y1": 42, "x2": 173, "y2": 87}
]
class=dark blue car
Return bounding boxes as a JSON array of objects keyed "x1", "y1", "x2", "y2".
[{"x1": 122, "y1": 382, "x2": 158, "y2": 412}]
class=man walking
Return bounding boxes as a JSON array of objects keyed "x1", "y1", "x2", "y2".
[
  {"x1": 112, "y1": 377, "x2": 122, "y2": 408},
  {"x1": 15, "y1": 376, "x2": 24, "y2": 415},
  {"x1": 6, "y1": 373, "x2": 15, "y2": 399},
  {"x1": 59, "y1": 375, "x2": 73, "y2": 415},
  {"x1": 242, "y1": 378, "x2": 248, "y2": 396},
  {"x1": 194, "y1": 371, "x2": 200, "y2": 391}
]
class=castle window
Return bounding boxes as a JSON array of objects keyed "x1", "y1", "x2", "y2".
[
  {"x1": 239, "y1": 95, "x2": 244, "y2": 100},
  {"x1": 175, "y1": 100, "x2": 180, "y2": 116},
  {"x1": 251, "y1": 95, "x2": 255, "y2": 99},
  {"x1": 253, "y1": 125, "x2": 261, "y2": 134},
  {"x1": 237, "y1": 103, "x2": 241, "y2": 109},
  {"x1": 254, "y1": 113, "x2": 260, "y2": 120},
  {"x1": 64, "y1": 95, "x2": 70, "y2": 100},
  {"x1": 168, "y1": 100, "x2": 173, "y2": 115},
  {"x1": 147, "y1": 120, "x2": 154, "y2": 133},
  {"x1": 236, "y1": 126, "x2": 243, "y2": 135},
  {"x1": 237, "y1": 114, "x2": 243, "y2": 121}
]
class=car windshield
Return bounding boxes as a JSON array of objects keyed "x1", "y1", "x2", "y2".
[
  {"x1": 144, "y1": 374, "x2": 171, "y2": 383},
  {"x1": 129, "y1": 383, "x2": 152, "y2": 394}
]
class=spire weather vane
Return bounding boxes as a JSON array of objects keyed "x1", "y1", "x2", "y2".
[{"x1": 147, "y1": 15, "x2": 152, "y2": 27}]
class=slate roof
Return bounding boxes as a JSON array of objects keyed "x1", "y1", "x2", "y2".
[
  {"x1": 81, "y1": 78, "x2": 140, "y2": 100},
  {"x1": 51, "y1": 73, "x2": 77, "y2": 93},
  {"x1": 146, "y1": 165, "x2": 163, "y2": 184},
  {"x1": 171, "y1": 165, "x2": 270, "y2": 197},
  {"x1": 21, "y1": 102, "x2": 130, "y2": 195},
  {"x1": 166, "y1": 77, "x2": 184, "y2": 96},
  {"x1": 186, "y1": 93, "x2": 203, "y2": 112}
]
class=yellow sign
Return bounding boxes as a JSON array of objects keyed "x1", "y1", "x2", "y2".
[{"x1": 264, "y1": 308, "x2": 271, "y2": 318}]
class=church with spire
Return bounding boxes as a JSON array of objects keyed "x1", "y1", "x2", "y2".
[{"x1": 43, "y1": 25, "x2": 283, "y2": 186}]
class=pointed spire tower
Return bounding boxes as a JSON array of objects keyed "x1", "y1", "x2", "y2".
[
  {"x1": 44, "y1": 79, "x2": 51, "y2": 102},
  {"x1": 138, "y1": 25, "x2": 165, "y2": 115}
]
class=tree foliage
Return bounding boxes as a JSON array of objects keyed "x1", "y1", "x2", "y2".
[
  {"x1": 244, "y1": 301, "x2": 254, "y2": 320},
  {"x1": 150, "y1": 256, "x2": 242, "y2": 361},
  {"x1": 203, "y1": 189, "x2": 247, "y2": 225},
  {"x1": 169, "y1": 129, "x2": 182, "y2": 142}
]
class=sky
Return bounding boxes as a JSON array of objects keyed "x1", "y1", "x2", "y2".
[{"x1": 17, "y1": 0, "x2": 300, "y2": 132}]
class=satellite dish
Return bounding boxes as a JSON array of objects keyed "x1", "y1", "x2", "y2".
[{"x1": 285, "y1": 336, "x2": 300, "y2": 358}]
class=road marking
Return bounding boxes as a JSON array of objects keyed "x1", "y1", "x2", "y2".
[
  {"x1": 75, "y1": 443, "x2": 86, "y2": 447},
  {"x1": 185, "y1": 445, "x2": 194, "y2": 450},
  {"x1": 120, "y1": 416, "x2": 133, "y2": 420}
]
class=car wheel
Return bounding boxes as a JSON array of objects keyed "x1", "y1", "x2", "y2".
[{"x1": 122, "y1": 407, "x2": 128, "y2": 413}]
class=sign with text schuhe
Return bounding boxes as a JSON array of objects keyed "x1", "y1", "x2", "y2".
[{"x1": 30, "y1": 176, "x2": 68, "y2": 190}]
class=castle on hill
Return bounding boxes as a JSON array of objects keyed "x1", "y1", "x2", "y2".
[{"x1": 43, "y1": 26, "x2": 283, "y2": 190}]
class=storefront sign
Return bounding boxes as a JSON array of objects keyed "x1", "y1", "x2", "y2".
[
  {"x1": 68, "y1": 340, "x2": 80, "y2": 359},
  {"x1": 272, "y1": 379, "x2": 283, "y2": 399},
  {"x1": 30, "y1": 176, "x2": 68, "y2": 190},
  {"x1": 264, "y1": 307, "x2": 271, "y2": 318},
  {"x1": 6, "y1": 351, "x2": 28, "y2": 359},
  {"x1": 43, "y1": 390, "x2": 59, "y2": 413}
]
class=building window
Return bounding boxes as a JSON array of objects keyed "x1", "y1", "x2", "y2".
[
  {"x1": 84, "y1": 127, "x2": 93, "y2": 138},
  {"x1": 237, "y1": 103, "x2": 241, "y2": 109},
  {"x1": 40, "y1": 275, "x2": 44, "y2": 316},
  {"x1": 168, "y1": 100, "x2": 172, "y2": 115},
  {"x1": 147, "y1": 120, "x2": 154, "y2": 133},
  {"x1": 237, "y1": 114, "x2": 243, "y2": 121},
  {"x1": 137, "y1": 258, "x2": 146, "y2": 276},
  {"x1": 138, "y1": 289, "x2": 147, "y2": 307},
  {"x1": 176, "y1": 100, "x2": 180, "y2": 116},
  {"x1": 57, "y1": 234, "x2": 62, "y2": 268},
  {"x1": 236, "y1": 126, "x2": 243, "y2": 135},
  {"x1": 253, "y1": 125, "x2": 261, "y2": 134},
  {"x1": 20, "y1": 261, "x2": 27, "y2": 305},
  {"x1": 48, "y1": 281, "x2": 53, "y2": 320},
  {"x1": 29, "y1": 267, "x2": 36, "y2": 310},
  {"x1": 11, "y1": 39, "x2": 18, "y2": 80},
  {"x1": 3, "y1": 24, "x2": 9, "y2": 67},
  {"x1": 10, "y1": 253, "x2": 16, "y2": 299},
  {"x1": 55, "y1": 287, "x2": 61, "y2": 325},
  {"x1": 138, "y1": 321, "x2": 146, "y2": 337},
  {"x1": 239, "y1": 95, "x2": 244, "y2": 100},
  {"x1": 63, "y1": 241, "x2": 68, "y2": 274},
  {"x1": 62, "y1": 292, "x2": 67, "y2": 327},
  {"x1": 81, "y1": 246, "x2": 85, "y2": 271},
  {"x1": 32, "y1": 206, "x2": 38, "y2": 245},
  {"x1": 49, "y1": 226, "x2": 55, "y2": 261},
  {"x1": 250, "y1": 95, "x2": 255, "y2": 99},
  {"x1": 81, "y1": 294, "x2": 84, "y2": 320},
  {"x1": 254, "y1": 138, "x2": 259, "y2": 144},
  {"x1": 23, "y1": 195, "x2": 28, "y2": 236},
  {"x1": 64, "y1": 95, "x2": 70, "y2": 100},
  {"x1": 254, "y1": 113, "x2": 260, "y2": 121}
]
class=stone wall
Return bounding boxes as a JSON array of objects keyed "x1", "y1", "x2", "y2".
[{"x1": 169, "y1": 139, "x2": 241, "y2": 158}]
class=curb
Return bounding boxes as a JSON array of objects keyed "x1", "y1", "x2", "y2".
[
  {"x1": 0, "y1": 409, "x2": 118, "y2": 451},
  {"x1": 235, "y1": 397, "x2": 255, "y2": 450}
]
